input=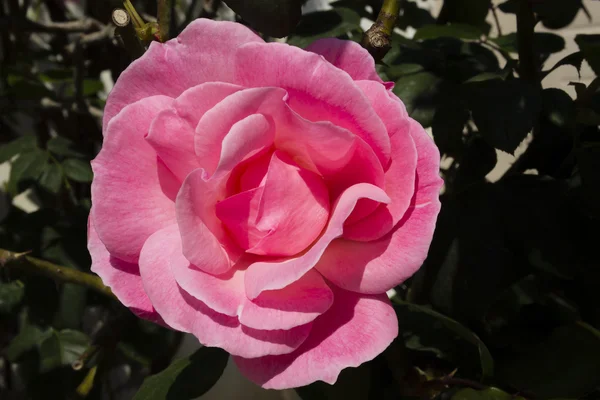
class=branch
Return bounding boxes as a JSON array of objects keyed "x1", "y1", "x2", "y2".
[
  {"x1": 0, "y1": 249, "x2": 116, "y2": 300},
  {"x1": 157, "y1": 0, "x2": 173, "y2": 42},
  {"x1": 516, "y1": 0, "x2": 538, "y2": 84},
  {"x1": 361, "y1": 0, "x2": 401, "y2": 62},
  {"x1": 490, "y1": 4, "x2": 503, "y2": 37},
  {"x1": 112, "y1": 8, "x2": 146, "y2": 60},
  {"x1": 0, "y1": 16, "x2": 103, "y2": 33}
]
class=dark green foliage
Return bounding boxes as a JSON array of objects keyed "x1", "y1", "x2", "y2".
[
  {"x1": 132, "y1": 347, "x2": 229, "y2": 400},
  {"x1": 224, "y1": 0, "x2": 304, "y2": 37},
  {"x1": 1, "y1": 0, "x2": 599, "y2": 399}
]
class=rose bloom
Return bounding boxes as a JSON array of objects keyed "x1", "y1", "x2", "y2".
[{"x1": 88, "y1": 19, "x2": 442, "y2": 389}]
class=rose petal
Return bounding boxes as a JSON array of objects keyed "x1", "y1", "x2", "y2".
[
  {"x1": 233, "y1": 286, "x2": 397, "y2": 389},
  {"x1": 343, "y1": 83, "x2": 418, "y2": 241},
  {"x1": 306, "y1": 38, "x2": 383, "y2": 84},
  {"x1": 213, "y1": 113, "x2": 275, "y2": 180},
  {"x1": 91, "y1": 95, "x2": 175, "y2": 263},
  {"x1": 245, "y1": 183, "x2": 390, "y2": 300},
  {"x1": 248, "y1": 151, "x2": 330, "y2": 257},
  {"x1": 139, "y1": 225, "x2": 313, "y2": 358},
  {"x1": 239, "y1": 269, "x2": 333, "y2": 330},
  {"x1": 88, "y1": 218, "x2": 162, "y2": 324},
  {"x1": 147, "y1": 82, "x2": 243, "y2": 181},
  {"x1": 176, "y1": 168, "x2": 240, "y2": 274},
  {"x1": 315, "y1": 119, "x2": 443, "y2": 293},
  {"x1": 103, "y1": 19, "x2": 261, "y2": 127},
  {"x1": 234, "y1": 42, "x2": 391, "y2": 167},
  {"x1": 194, "y1": 88, "x2": 283, "y2": 176},
  {"x1": 216, "y1": 187, "x2": 267, "y2": 250}
]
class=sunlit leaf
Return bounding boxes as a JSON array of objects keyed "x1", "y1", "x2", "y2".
[{"x1": 132, "y1": 346, "x2": 229, "y2": 400}]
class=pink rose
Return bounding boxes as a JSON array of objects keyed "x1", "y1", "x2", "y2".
[{"x1": 88, "y1": 19, "x2": 442, "y2": 388}]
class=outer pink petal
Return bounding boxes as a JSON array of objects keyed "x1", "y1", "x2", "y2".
[
  {"x1": 171, "y1": 249, "x2": 333, "y2": 330},
  {"x1": 147, "y1": 83, "x2": 243, "y2": 181},
  {"x1": 139, "y1": 225, "x2": 313, "y2": 358},
  {"x1": 343, "y1": 82, "x2": 418, "y2": 241},
  {"x1": 88, "y1": 218, "x2": 162, "y2": 324},
  {"x1": 315, "y1": 119, "x2": 443, "y2": 294},
  {"x1": 176, "y1": 168, "x2": 240, "y2": 274},
  {"x1": 233, "y1": 286, "x2": 398, "y2": 389},
  {"x1": 244, "y1": 183, "x2": 390, "y2": 300},
  {"x1": 239, "y1": 269, "x2": 333, "y2": 330},
  {"x1": 306, "y1": 38, "x2": 383, "y2": 84},
  {"x1": 91, "y1": 95, "x2": 175, "y2": 263},
  {"x1": 249, "y1": 151, "x2": 330, "y2": 257},
  {"x1": 171, "y1": 254, "x2": 246, "y2": 317},
  {"x1": 103, "y1": 19, "x2": 261, "y2": 127},
  {"x1": 234, "y1": 42, "x2": 391, "y2": 167}
]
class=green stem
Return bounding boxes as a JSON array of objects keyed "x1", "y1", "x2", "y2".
[
  {"x1": 157, "y1": 0, "x2": 173, "y2": 42},
  {"x1": 0, "y1": 249, "x2": 116, "y2": 300},
  {"x1": 361, "y1": 0, "x2": 401, "y2": 62}
]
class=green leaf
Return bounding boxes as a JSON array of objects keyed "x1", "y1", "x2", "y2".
[
  {"x1": 498, "y1": 323, "x2": 600, "y2": 398},
  {"x1": 39, "y1": 329, "x2": 90, "y2": 372},
  {"x1": 0, "y1": 281, "x2": 25, "y2": 314},
  {"x1": 47, "y1": 136, "x2": 85, "y2": 158},
  {"x1": 397, "y1": 0, "x2": 436, "y2": 30},
  {"x1": 385, "y1": 63, "x2": 424, "y2": 80},
  {"x1": 432, "y1": 102, "x2": 469, "y2": 156},
  {"x1": 133, "y1": 346, "x2": 229, "y2": 400},
  {"x1": 223, "y1": 0, "x2": 303, "y2": 37},
  {"x1": 0, "y1": 135, "x2": 37, "y2": 163},
  {"x1": 575, "y1": 34, "x2": 600, "y2": 76},
  {"x1": 62, "y1": 158, "x2": 93, "y2": 182},
  {"x1": 38, "y1": 68, "x2": 73, "y2": 83},
  {"x1": 438, "y1": 0, "x2": 491, "y2": 33},
  {"x1": 466, "y1": 79, "x2": 541, "y2": 153},
  {"x1": 393, "y1": 71, "x2": 442, "y2": 127},
  {"x1": 64, "y1": 79, "x2": 104, "y2": 97},
  {"x1": 543, "y1": 51, "x2": 585, "y2": 79},
  {"x1": 393, "y1": 300, "x2": 494, "y2": 380},
  {"x1": 6, "y1": 324, "x2": 51, "y2": 362},
  {"x1": 296, "y1": 361, "x2": 373, "y2": 400},
  {"x1": 491, "y1": 33, "x2": 565, "y2": 56},
  {"x1": 7, "y1": 74, "x2": 53, "y2": 100},
  {"x1": 38, "y1": 163, "x2": 63, "y2": 194},
  {"x1": 414, "y1": 24, "x2": 482, "y2": 41},
  {"x1": 577, "y1": 142, "x2": 600, "y2": 218},
  {"x1": 498, "y1": 0, "x2": 582, "y2": 29},
  {"x1": 452, "y1": 387, "x2": 523, "y2": 400},
  {"x1": 287, "y1": 8, "x2": 361, "y2": 49},
  {"x1": 8, "y1": 149, "x2": 50, "y2": 194}
]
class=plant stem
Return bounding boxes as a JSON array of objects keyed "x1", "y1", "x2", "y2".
[
  {"x1": 516, "y1": 0, "x2": 538, "y2": 84},
  {"x1": 112, "y1": 8, "x2": 146, "y2": 59},
  {"x1": 361, "y1": 0, "x2": 401, "y2": 62},
  {"x1": 0, "y1": 249, "x2": 116, "y2": 300},
  {"x1": 490, "y1": 4, "x2": 503, "y2": 37},
  {"x1": 157, "y1": 0, "x2": 173, "y2": 42}
]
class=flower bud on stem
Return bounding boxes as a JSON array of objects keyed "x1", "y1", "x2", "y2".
[{"x1": 361, "y1": 0, "x2": 401, "y2": 63}]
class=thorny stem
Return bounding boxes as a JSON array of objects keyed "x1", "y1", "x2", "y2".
[
  {"x1": 361, "y1": 0, "x2": 401, "y2": 62},
  {"x1": 0, "y1": 249, "x2": 116, "y2": 300}
]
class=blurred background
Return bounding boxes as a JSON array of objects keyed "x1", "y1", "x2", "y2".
[{"x1": 2, "y1": 0, "x2": 600, "y2": 399}]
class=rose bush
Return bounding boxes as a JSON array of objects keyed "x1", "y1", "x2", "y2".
[{"x1": 88, "y1": 18, "x2": 442, "y2": 389}]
